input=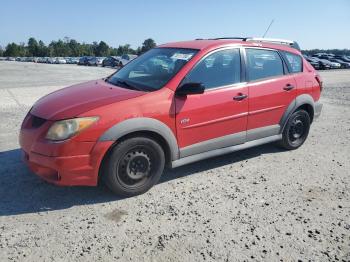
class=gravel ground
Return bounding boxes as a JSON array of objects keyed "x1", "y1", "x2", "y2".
[{"x1": 0, "y1": 62, "x2": 349, "y2": 262}]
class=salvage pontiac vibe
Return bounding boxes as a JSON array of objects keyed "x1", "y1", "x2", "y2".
[{"x1": 20, "y1": 37, "x2": 323, "y2": 196}]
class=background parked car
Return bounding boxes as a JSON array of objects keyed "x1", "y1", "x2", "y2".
[
  {"x1": 46, "y1": 57, "x2": 55, "y2": 64},
  {"x1": 334, "y1": 55, "x2": 350, "y2": 63},
  {"x1": 306, "y1": 57, "x2": 330, "y2": 70},
  {"x1": 55, "y1": 58, "x2": 67, "y2": 64},
  {"x1": 69, "y1": 57, "x2": 79, "y2": 64},
  {"x1": 102, "y1": 56, "x2": 120, "y2": 67},
  {"x1": 78, "y1": 56, "x2": 91, "y2": 65},
  {"x1": 86, "y1": 57, "x2": 97, "y2": 66},
  {"x1": 305, "y1": 57, "x2": 321, "y2": 70},
  {"x1": 96, "y1": 57, "x2": 104, "y2": 65},
  {"x1": 118, "y1": 54, "x2": 138, "y2": 67},
  {"x1": 311, "y1": 57, "x2": 336, "y2": 69},
  {"x1": 322, "y1": 59, "x2": 341, "y2": 69},
  {"x1": 329, "y1": 58, "x2": 350, "y2": 68}
]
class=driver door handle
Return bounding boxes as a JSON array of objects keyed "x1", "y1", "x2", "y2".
[
  {"x1": 283, "y1": 84, "x2": 295, "y2": 91},
  {"x1": 233, "y1": 94, "x2": 248, "y2": 101}
]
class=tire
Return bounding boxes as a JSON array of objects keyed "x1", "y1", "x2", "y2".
[
  {"x1": 279, "y1": 109, "x2": 311, "y2": 150},
  {"x1": 103, "y1": 137, "x2": 165, "y2": 197}
]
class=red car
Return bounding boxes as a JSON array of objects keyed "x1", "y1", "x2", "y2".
[{"x1": 19, "y1": 37, "x2": 323, "y2": 196}]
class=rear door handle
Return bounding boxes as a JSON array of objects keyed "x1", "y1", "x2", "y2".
[
  {"x1": 233, "y1": 94, "x2": 248, "y2": 101},
  {"x1": 283, "y1": 84, "x2": 295, "y2": 91}
]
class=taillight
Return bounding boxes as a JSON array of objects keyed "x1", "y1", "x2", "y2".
[{"x1": 315, "y1": 74, "x2": 323, "y2": 92}]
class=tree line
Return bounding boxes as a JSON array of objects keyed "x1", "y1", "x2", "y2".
[
  {"x1": 0, "y1": 38, "x2": 349, "y2": 57},
  {"x1": 0, "y1": 37, "x2": 156, "y2": 57}
]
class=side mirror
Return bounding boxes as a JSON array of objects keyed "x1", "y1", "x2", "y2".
[{"x1": 175, "y1": 82, "x2": 205, "y2": 96}]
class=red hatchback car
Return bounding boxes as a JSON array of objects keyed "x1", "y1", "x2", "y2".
[{"x1": 20, "y1": 37, "x2": 323, "y2": 196}]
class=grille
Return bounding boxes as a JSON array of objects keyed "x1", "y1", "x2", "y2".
[{"x1": 31, "y1": 114, "x2": 46, "y2": 128}]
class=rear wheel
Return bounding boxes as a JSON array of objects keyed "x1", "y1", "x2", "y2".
[
  {"x1": 279, "y1": 109, "x2": 311, "y2": 150},
  {"x1": 104, "y1": 137, "x2": 165, "y2": 196}
]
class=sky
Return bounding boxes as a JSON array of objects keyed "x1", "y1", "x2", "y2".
[{"x1": 1, "y1": 0, "x2": 349, "y2": 50}]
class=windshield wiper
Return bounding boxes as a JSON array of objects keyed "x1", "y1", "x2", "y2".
[{"x1": 115, "y1": 80, "x2": 142, "y2": 91}]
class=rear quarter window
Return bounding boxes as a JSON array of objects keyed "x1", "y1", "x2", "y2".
[
  {"x1": 282, "y1": 51, "x2": 303, "y2": 73},
  {"x1": 246, "y1": 48, "x2": 284, "y2": 81}
]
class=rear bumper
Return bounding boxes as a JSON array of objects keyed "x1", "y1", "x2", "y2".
[
  {"x1": 21, "y1": 141, "x2": 113, "y2": 186},
  {"x1": 314, "y1": 101, "x2": 323, "y2": 119}
]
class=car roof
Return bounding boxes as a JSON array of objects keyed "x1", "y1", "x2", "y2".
[{"x1": 158, "y1": 39, "x2": 301, "y2": 54}]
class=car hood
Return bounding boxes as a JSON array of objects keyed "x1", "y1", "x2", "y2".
[{"x1": 31, "y1": 79, "x2": 146, "y2": 120}]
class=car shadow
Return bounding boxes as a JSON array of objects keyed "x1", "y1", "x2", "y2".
[{"x1": 0, "y1": 144, "x2": 284, "y2": 217}]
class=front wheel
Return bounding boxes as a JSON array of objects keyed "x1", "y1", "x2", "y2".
[
  {"x1": 103, "y1": 137, "x2": 165, "y2": 197},
  {"x1": 279, "y1": 110, "x2": 311, "y2": 150}
]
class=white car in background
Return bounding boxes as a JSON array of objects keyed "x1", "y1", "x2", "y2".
[
  {"x1": 55, "y1": 58, "x2": 67, "y2": 64},
  {"x1": 46, "y1": 57, "x2": 55, "y2": 64},
  {"x1": 96, "y1": 57, "x2": 105, "y2": 65},
  {"x1": 327, "y1": 60, "x2": 341, "y2": 69}
]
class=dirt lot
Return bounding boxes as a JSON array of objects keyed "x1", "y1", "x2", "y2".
[{"x1": 0, "y1": 62, "x2": 349, "y2": 261}]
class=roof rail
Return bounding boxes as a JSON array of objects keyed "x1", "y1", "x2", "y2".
[
  {"x1": 210, "y1": 37, "x2": 250, "y2": 41},
  {"x1": 198, "y1": 36, "x2": 301, "y2": 51},
  {"x1": 245, "y1": 37, "x2": 301, "y2": 51}
]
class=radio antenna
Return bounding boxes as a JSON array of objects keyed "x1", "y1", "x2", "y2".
[{"x1": 262, "y1": 19, "x2": 274, "y2": 38}]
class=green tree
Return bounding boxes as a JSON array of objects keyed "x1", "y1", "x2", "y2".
[
  {"x1": 80, "y1": 43, "x2": 94, "y2": 56},
  {"x1": 136, "y1": 46, "x2": 142, "y2": 55},
  {"x1": 109, "y1": 47, "x2": 118, "y2": 56},
  {"x1": 37, "y1": 40, "x2": 49, "y2": 56},
  {"x1": 27, "y1": 37, "x2": 39, "y2": 56},
  {"x1": 140, "y1": 38, "x2": 156, "y2": 54},
  {"x1": 116, "y1": 44, "x2": 127, "y2": 56},
  {"x1": 68, "y1": 39, "x2": 81, "y2": 57},
  {"x1": 0, "y1": 46, "x2": 4, "y2": 57},
  {"x1": 2, "y1": 37, "x2": 160, "y2": 57},
  {"x1": 91, "y1": 41, "x2": 99, "y2": 56},
  {"x1": 116, "y1": 44, "x2": 136, "y2": 56},
  {"x1": 49, "y1": 39, "x2": 69, "y2": 57},
  {"x1": 95, "y1": 41, "x2": 109, "y2": 56},
  {"x1": 4, "y1": 42, "x2": 26, "y2": 57}
]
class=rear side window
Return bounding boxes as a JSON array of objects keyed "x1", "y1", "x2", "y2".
[
  {"x1": 183, "y1": 48, "x2": 241, "y2": 89},
  {"x1": 282, "y1": 51, "x2": 303, "y2": 73},
  {"x1": 246, "y1": 49, "x2": 284, "y2": 81}
]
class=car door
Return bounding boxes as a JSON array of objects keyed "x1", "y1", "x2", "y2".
[
  {"x1": 175, "y1": 48, "x2": 248, "y2": 158},
  {"x1": 244, "y1": 48, "x2": 297, "y2": 140}
]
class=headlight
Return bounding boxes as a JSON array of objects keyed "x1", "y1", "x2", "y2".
[{"x1": 46, "y1": 117, "x2": 99, "y2": 141}]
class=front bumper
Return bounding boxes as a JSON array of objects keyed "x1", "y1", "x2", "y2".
[
  {"x1": 314, "y1": 101, "x2": 323, "y2": 119},
  {"x1": 19, "y1": 113, "x2": 113, "y2": 186},
  {"x1": 21, "y1": 141, "x2": 113, "y2": 186}
]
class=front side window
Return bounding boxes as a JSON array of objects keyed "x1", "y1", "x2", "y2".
[
  {"x1": 107, "y1": 48, "x2": 198, "y2": 91},
  {"x1": 282, "y1": 51, "x2": 303, "y2": 73},
  {"x1": 182, "y1": 48, "x2": 241, "y2": 89},
  {"x1": 246, "y1": 49, "x2": 284, "y2": 81}
]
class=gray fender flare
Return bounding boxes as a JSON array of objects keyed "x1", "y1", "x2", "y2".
[
  {"x1": 279, "y1": 94, "x2": 315, "y2": 132},
  {"x1": 99, "y1": 117, "x2": 179, "y2": 160}
]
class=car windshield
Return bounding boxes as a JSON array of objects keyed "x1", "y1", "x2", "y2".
[{"x1": 107, "y1": 48, "x2": 198, "y2": 91}]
